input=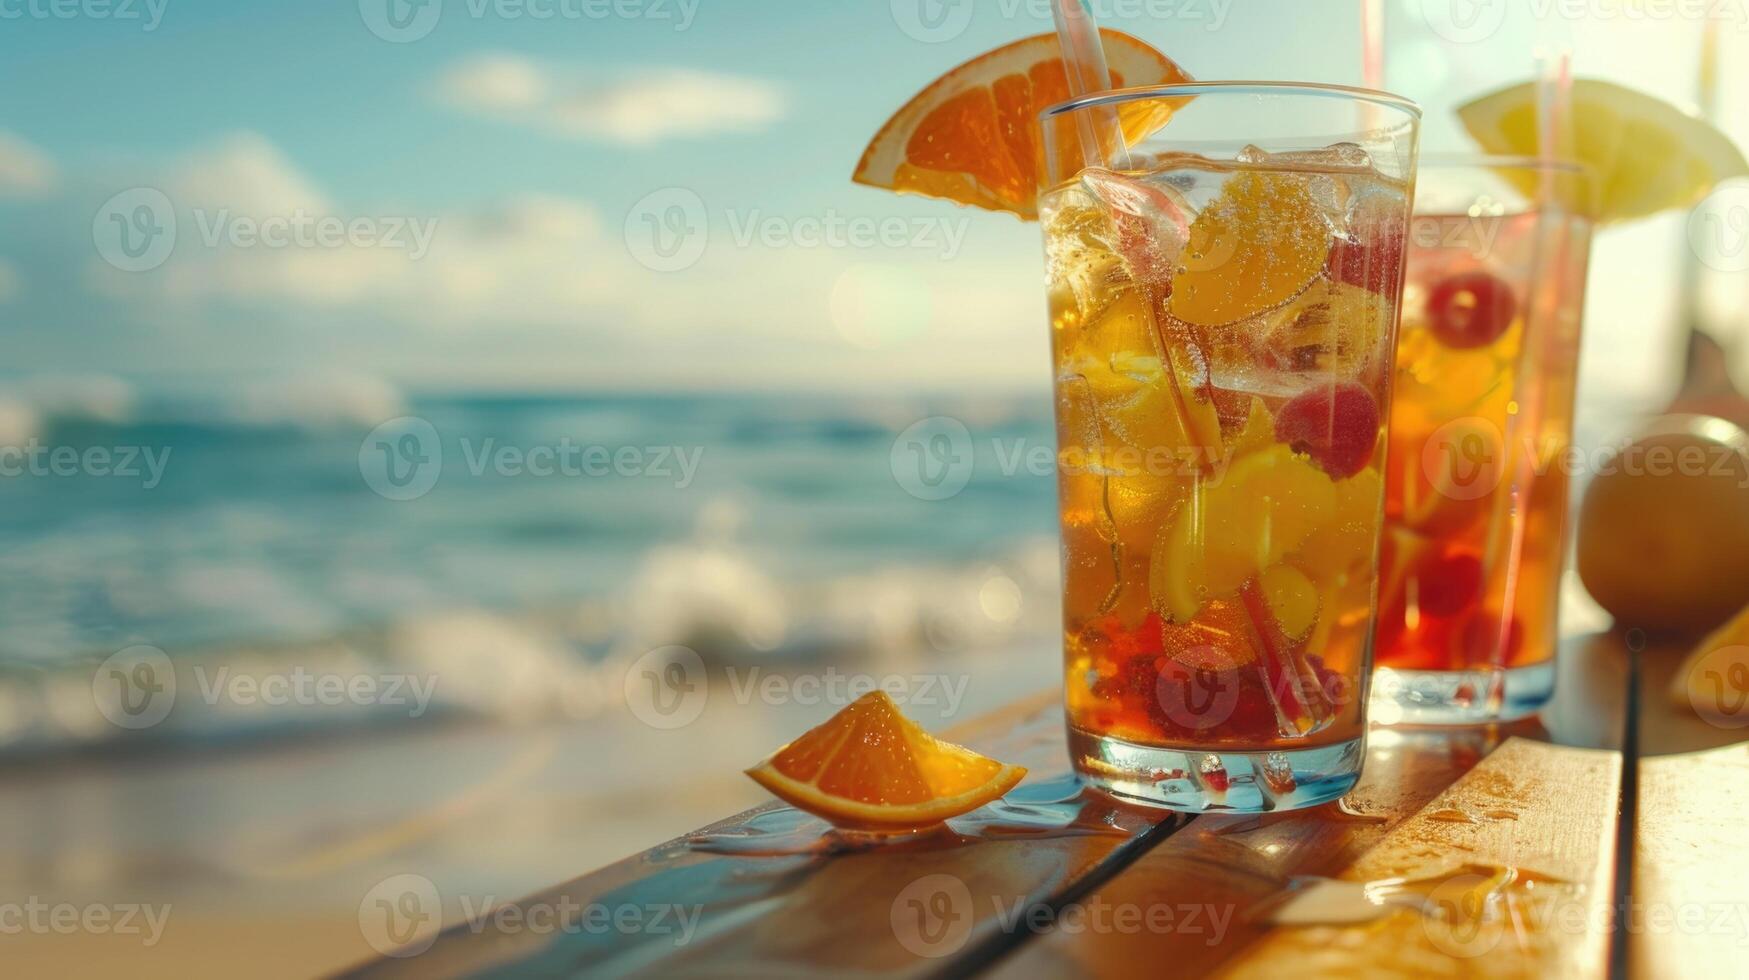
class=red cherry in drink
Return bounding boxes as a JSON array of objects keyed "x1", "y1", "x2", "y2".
[
  {"x1": 1426, "y1": 272, "x2": 1517, "y2": 349},
  {"x1": 1326, "y1": 221, "x2": 1405, "y2": 297},
  {"x1": 1414, "y1": 551, "x2": 1484, "y2": 618},
  {"x1": 1274, "y1": 382, "x2": 1380, "y2": 479}
]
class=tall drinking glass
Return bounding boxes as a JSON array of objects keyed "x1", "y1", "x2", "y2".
[
  {"x1": 1371, "y1": 158, "x2": 1594, "y2": 723},
  {"x1": 1038, "y1": 84, "x2": 1420, "y2": 812}
]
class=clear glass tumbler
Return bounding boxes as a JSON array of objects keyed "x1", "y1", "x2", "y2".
[
  {"x1": 1038, "y1": 83, "x2": 1420, "y2": 811},
  {"x1": 1371, "y1": 157, "x2": 1595, "y2": 724}
]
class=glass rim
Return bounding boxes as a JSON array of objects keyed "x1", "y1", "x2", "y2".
[
  {"x1": 1418, "y1": 152, "x2": 1590, "y2": 175},
  {"x1": 1040, "y1": 80, "x2": 1422, "y2": 122}
]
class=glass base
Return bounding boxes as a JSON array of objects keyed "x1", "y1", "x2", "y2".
[
  {"x1": 1068, "y1": 726, "x2": 1365, "y2": 813},
  {"x1": 1370, "y1": 661, "x2": 1556, "y2": 726}
]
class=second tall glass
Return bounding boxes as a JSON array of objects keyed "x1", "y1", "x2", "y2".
[
  {"x1": 1372, "y1": 158, "x2": 1594, "y2": 724},
  {"x1": 1039, "y1": 83, "x2": 1420, "y2": 811}
]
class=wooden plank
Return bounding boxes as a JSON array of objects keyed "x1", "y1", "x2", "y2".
[
  {"x1": 1631, "y1": 743, "x2": 1749, "y2": 978},
  {"x1": 992, "y1": 634, "x2": 1628, "y2": 980},
  {"x1": 1217, "y1": 738, "x2": 1621, "y2": 979},
  {"x1": 1629, "y1": 625, "x2": 1749, "y2": 978},
  {"x1": 334, "y1": 692, "x2": 1181, "y2": 979}
]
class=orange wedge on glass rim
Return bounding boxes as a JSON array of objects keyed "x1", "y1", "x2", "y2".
[
  {"x1": 745, "y1": 691, "x2": 1027, "y2": 829},
  {"x1": 853, "y1": 29, "x2": 1193, "y2": 220}
]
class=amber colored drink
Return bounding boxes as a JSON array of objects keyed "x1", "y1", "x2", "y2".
[
  {"x1": 1372, "y1": 160, "x2": 1593, "y2": 723},
  {"x1": 1038, "y1": 84, "x2": 1420, "y2": 812}
]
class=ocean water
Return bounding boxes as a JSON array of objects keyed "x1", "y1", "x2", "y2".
[{"x1": 0, "y1": 379, "x2": 1067, "y2": 748}]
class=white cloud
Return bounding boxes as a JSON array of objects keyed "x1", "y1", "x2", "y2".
[
  {"x1": 439, "y1": 54, "x2": 547, "y2": 111},
  {"x1": 88, "y1": 133, "x2": 642, "y2": 328},
  {"x1": 169, "y1": 131, "x2": 330, "y2": 216},
  {"x1": 0, "y1": 132, "x2": 56, "y2": 197},
  {"x1": 80, "y1": 133, "x2": 1051, "y2": 390},
  {"x1": 437, "y1": 56, "x2": 786, "y2": 145}
]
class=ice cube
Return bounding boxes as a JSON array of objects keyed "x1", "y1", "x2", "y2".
[{"x1": 1079, "y1": 167, "x2": 1191, "y2": 289}]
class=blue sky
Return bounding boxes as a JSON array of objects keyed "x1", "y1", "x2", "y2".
[{"x1": 0, "y1": 0, "x2": 1740, "y2": 397}]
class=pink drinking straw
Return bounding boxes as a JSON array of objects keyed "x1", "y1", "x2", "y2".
[{"x1": 1360, "y1": 0, "x2": 1385, "y2": 92}]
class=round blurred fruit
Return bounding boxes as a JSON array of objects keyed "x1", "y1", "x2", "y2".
[
  {"x1": 1576, "y1": 415, "x2": 1749, "y2": 634},
  {"x1": 1426, "y1": 272, "x2": 1517, "y2": 350}
]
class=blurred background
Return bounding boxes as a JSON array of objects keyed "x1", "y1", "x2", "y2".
[{"x1": 1, "y1": 1, "x2": 1745, "y2": 976}]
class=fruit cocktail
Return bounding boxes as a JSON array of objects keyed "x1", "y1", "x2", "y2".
[
  {"x1": 1039, "y1": 84, "x2": 1420, "y2": 811},
  {"x1": 1372, "y1": 159, "x2": 1593, "y2": 723}
]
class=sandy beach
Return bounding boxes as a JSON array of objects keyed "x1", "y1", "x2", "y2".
[{"x1": 0, "y1": 642, "x2": 1058, "y2": 978}]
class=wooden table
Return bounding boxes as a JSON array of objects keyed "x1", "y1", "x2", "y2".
[{"x1": 335, "y1": 634, "x2": 1748, "y2": 979}]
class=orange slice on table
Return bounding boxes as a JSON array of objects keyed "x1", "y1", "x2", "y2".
[
  {"x1": 745, "y1": 691, "x2": 1027, "y2": 829},
  {"x1": 853, "y1": 29, "x2": 1194, "y2": 220}
]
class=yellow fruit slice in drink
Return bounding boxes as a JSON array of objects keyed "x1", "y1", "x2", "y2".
[
  {"x1": 1150, "y1": 444, "x2": 1337, "y2": 622},
  {"x1": 853, "y1": 30, "x2": 1193, "y2": 220},
  {"x1": 1459, "y1": 79, "x2": 1749, "y2": 223},
  {"x1": 1170, "y1": 171, "x2": 1332, "y2": 327},
  {"x1": 746, "y1": 692, "x2": 1027, "y2": 829}
]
